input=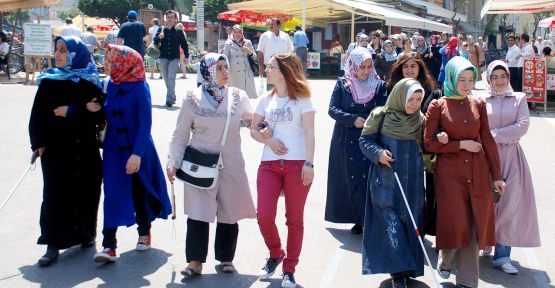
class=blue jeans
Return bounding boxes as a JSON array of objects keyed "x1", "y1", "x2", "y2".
[
  {"x1": 159, "y1": 58, "x2": 179, "y2": 104},
  {"x1": 493, "y1": 243, "x2": 512, "y2": 266}
]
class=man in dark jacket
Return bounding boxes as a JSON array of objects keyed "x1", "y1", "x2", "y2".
[{"x1": 154, "y1": 10, "x2": 189, "y2": 107}]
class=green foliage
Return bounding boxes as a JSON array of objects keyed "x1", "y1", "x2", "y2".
[
  {"x1": 78, "y1": 0, "x2": 170, "y2": 26},
  {"x1": 7, "y1": 9, "x2": 30, "y2": 24},
  {"x1": 203, "y1": 0, "x2": 242, "y2": 22},
  {"x1": 57, "y1": 8, "x2": 81, "y2": 21}
]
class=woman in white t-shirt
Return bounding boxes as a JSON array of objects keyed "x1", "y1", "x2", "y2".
[
  {"x1": 146, "y1": 18, "x2": 160, "y2": 79},
  {"x1": 250, "y1": 52, "x2": 315, "y2": 288}
]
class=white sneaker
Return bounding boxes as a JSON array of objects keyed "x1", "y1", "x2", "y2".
[
  {"x1": 94, "y1": 248, "x2": 117, "y2": 263},
  {"x1": 481, "y1": 246, "x2": 493, "y2": 256},
  {"x1": 497, "y1": 262, "x2": 519, "y2": 275}
]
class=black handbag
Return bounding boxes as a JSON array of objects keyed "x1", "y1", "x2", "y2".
[
  {"x1": 247, "y1": 56, "x2": 258, "y2": 74},
  {"x1": 175, "y1": 89, "x2": 232, "y2": 189}
]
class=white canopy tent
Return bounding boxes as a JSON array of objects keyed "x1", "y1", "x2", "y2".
[
  {"x1": 481, "y1": 0, "x2": 555, "y2": 19},
  {"x1": 228, "y1": 0, "x2": 452, "y2": 42}
]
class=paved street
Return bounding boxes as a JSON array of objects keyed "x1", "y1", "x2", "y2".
[{"x1": 0, "y1": 74, "x2": 554, "y2": 288}]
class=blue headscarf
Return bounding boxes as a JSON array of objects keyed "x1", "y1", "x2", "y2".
[{"x1": 37, "y1": 36, "x2": 102, "y2": 89}]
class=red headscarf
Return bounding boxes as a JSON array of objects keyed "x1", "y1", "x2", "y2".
[
  {"x1": 445, "y1": 36, "x2": 459, "y2": 58},
  {"x1": 104, "y1": 44, "x2": 145, "y2": 84}
]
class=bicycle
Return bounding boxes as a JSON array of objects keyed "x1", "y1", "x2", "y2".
[{"x1": 0, "y1": 52, "x2": 24, "y2": 74}]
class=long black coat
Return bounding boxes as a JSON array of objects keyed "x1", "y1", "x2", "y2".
[
  {"x1": 29, "y1": 79, "x2": 103, "y2": 249},
  {"x1": 325, "y1": 78, "x2": 388, "y2": 225}
]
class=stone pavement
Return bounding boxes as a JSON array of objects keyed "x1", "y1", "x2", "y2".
[{"x1": 0, "y1": 74, "x2": 553, "y2": 288}]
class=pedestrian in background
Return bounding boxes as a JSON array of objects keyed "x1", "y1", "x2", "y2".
[
  {"x1": 154, "y1": 10, "x2": 190, "y2": 107},
  {"x1": 482, "y1": 61, "x2": 540, "y2": 274},
  {"x1": 94, "y1": 45, "x2": 172, "y2": 263},
  {"x1": 117, "y1": 10, "x2": 147, "y2": 57},
  {"x1": 424, "y1": 57, "x2": 505, "y2": 288},
  {"x1": 146, "y1": 18, "x2": 160, "y2": 79},
  {"x1": 374, "y1": 39, "x2": 397, "y2": 81},
  {"x1": 504, "y1": 36, "x2": 521, "y2": 92},
  {"x1": 293, "y1": 25, "x2": 309, "y2": 73},
  {"x1": 397, "y1": 38, "x2": 413, "y2": 59},
  {"x1": 167, "y1": 53, "x2": 256, "y2": 276},
  {"x1": 256, "y1": 18, "x2": 293, "y2": 78},
  {"x1": 427, "y1": 35, "x2": 442, "y2": 80},
  {"x1": 438, "y1": 37, "x2": 459, "y2": 85},
  {"x1": 104, "y1": 26, "x2": 119, "y2": 46},
  {"x1": 224, "y1": 24, "x2": 257, "y2": 98},
  {"x1": 29, "y1": 36, "x2": 104, "y2": 267},
  {"x1": 81, "y1": 26, "x2": 101, "y2": 54},
  {"x1": 359, "y1": 78, "x2": 426, "y2": 288},
  {"x1": 251, "y1": 53, "x2": 314, "y2": 288},
  {"x1": 466, "y1": 35, "x2": 484, "y2": 80},
  {"x1": 325, "y1": 47, "x2": 387, "y2": 235},
  {"x1": 60, "y1": 17, "x2": 81, "y2": 38},
  {"x1": 176, "y1": 23, "x2": 189, "y2": 79}
]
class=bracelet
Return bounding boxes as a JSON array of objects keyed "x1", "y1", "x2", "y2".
[{"x1": 304, "y1": 161, "x2": 314, "y2": 168}]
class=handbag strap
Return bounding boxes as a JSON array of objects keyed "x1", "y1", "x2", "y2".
[{"x1": 219, "y1": 88, "x2": 234, "y2": 152}]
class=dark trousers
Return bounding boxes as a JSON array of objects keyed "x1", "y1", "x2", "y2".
[
  {"x1": 186, "y1": 218, "x2": 238, "y2": 263},
  {"x1": 509, "y1": 67, "x2": 522, "y2": 92},
  {"x1": 102, "y1": 175, "x2": 151, "y2": 249}
]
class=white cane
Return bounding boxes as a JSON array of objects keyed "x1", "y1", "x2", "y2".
[
  {"x1": 393, "y1": 171, "x2": 443, "y2": 288},
  {"x1": 0, "y1": 151, "x2": 40, "y2": 213}
]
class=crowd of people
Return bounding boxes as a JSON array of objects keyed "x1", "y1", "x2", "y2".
[{"x1": 25, "y1": 12, "x2": 542, "y2": 288}]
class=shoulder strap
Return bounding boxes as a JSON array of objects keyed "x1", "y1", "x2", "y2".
[
  {"x1": 377, "y1": 113, "x2": 386, "y2": 135},
  {"x1": 219, "y1": 89, "x2": 234, "y2": 152}
]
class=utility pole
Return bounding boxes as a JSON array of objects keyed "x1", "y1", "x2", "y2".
[{"x1": 196, "y1": 0, "x2": 204, "y2": 51}]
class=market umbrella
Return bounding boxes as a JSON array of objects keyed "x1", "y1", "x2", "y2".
[
  {"x1": 538, "y1": 16, "x2": 555, "y2": 28},
  {"x1": 218, "y1": 10, "x2": 292, "y2": 26}
]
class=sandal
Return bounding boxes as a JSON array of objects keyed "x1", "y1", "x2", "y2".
[
  {"x1": 181, "y1": 264, "x2": 202, "y2": 276},
  {"x1": 220, "y1": 263, "x2": 236, "y2": 273}
]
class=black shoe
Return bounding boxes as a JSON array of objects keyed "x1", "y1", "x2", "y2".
[
  {"x1": 81, "y1": 240, "x2": 96, "y2": 249},
  {"x1": 165, "y1": 101, "x2": 173, "y2": 107},
  {"x1": 282, "y1": 272, "x2": 297, "y2": 288},
  {"x1": 38, "y1": 248, "x2": 59, "y2": 267},
  {"x1": 392, "y1": 277, "x2": 407, "y2": 288},
  {"x1": 258, "y1": 254, "x2": 284, "y2": 279},
  {"x1": 351, "y1": 224, "x2": 363, "y2": 234}
]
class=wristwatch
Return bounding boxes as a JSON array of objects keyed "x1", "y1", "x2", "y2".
[{"x1": 304, "y1": 161, "x2": 314, "y2": 168}]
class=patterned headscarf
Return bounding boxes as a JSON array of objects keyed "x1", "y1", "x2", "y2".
[
  {"x1": 444, "y1": 36, "x2": 459, "y2": 58},
  {"x1": 362, "y1": 78, "x2": 424, "y2": 140},
  {"x1": 443, "y1": 56, "x2": 477, "y2": 98},
  {"x1": 104, "y1": 44, "x2": 145, "y2": 84},
  {"x1": 486, "y1": 60, "x2": 514, "y2": 97},
  {"x1": 382, "y1": 40, "x2": 398, "y2": 62},
  {"x1": 231, "y1": 24, "x2": 245, "y2": 46},
  {"x1": 37, "y1": 36, "x2": 101, "y2": 89},
  {"x1": 200, "y1": 53, "x2": 229, "y2": 108},
  {"x1": 344, "y1": 47, "x2": 380, "y2": 104}
]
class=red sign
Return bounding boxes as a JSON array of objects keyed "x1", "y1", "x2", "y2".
[{"x1": 522, "y1": 57, "x2": 547, "y2": 103}]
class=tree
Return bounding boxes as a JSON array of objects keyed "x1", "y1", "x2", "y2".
[
  {"x1": 57, "y1": 8, "x2": 81, "y2": 21},
  {"x1": 78, "y1": 0, "x2": 170, "y2": 26},
  {"x1": 531, "y1": 11, "x2": 554, "y2": 38},
  {"x1": 204, "y1": 0, "x2": 242, "y2": 22},
  {"x1": 7, "y1": 9, "x2": 30, "y2": 24}
]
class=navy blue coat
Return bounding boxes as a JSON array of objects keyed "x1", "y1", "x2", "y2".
[
  {"x1": 359, "y1": 133, "x2": 425, "y2": 277},
  {"x1": 325, "y1": 78, "x2": 387, "y2": 225},
  {"x1": 102, "y1": 80, "x2": 171, "y2": 228}
]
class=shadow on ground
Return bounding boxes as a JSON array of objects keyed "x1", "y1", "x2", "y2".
[
  {"x1": 19, "y1": 246, "x2": 171, "y2": 288},
  {"x1": 165, "y1": 265, "x2": 259, "y2": 288},
  {"x1": 326, "y1": 227, "x2": 363, "y2": 254},
  {"x1": 152, "y1": 104, "x2": 181, "y2": 111}
]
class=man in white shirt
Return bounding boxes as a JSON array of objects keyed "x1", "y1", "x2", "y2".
[
  {"x1": 257, "y1": 18, "x2": 293, "y2": 77},
  {"x1": 516, "y1": 33, "x2": 534, "y2": 92},
  {"x1": 505, "y1": 36, "x2": 521, "y2": 92},
  {"x1": 535, "y1": 36, "x2": 543, "y2": 54},
  {"x1": 81, "y1": 26, "x2": 101, "y2": 53},
  {"x1": 60, "y1": 18, "x2": 82, "y2": 38}
]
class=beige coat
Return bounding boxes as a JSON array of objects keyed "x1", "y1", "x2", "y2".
[
  {"x1": 169, "y1": 87, "x2": 256, "y2": 224},
  {"x1": 224, "y1": 39, "x2": 257, "y2": 99}
]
